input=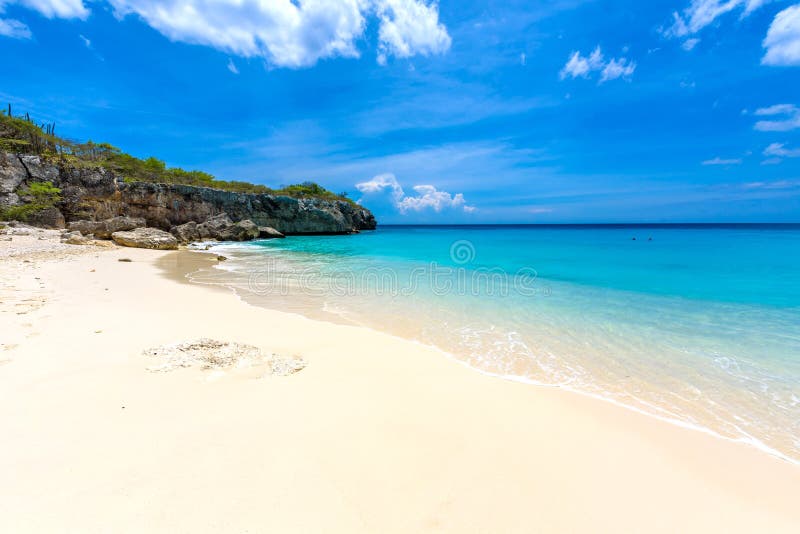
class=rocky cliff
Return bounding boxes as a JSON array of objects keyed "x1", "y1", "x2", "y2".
[{"x1": 0, "y1": 153, "x2": 376, "y2": 234}]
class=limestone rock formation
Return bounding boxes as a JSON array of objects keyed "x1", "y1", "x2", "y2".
[
  {"x1": 0, "y1": 152, "x2": 377, "y2": 235},
  {"x1": 258, "y1": 226, "x2": 285, "y2": 239},
  {"x1": 27, "y1": 207, "x2": 65, "y2": 229},
  {"x1": 111, "y1": 227, "x2": 178, "y2": 250},
  {"x1": 69, "y1": 216, "x2": 146, "y2": 239},
  {"x1": 170, "y1": 214, "x2": 261, "y2": 243}
]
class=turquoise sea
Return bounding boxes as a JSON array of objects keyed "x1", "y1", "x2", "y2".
[{"x1": 189, "y1": 225, "x2": 800, "y2": 463}]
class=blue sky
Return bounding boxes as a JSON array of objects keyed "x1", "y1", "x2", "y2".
[{"x1": 1, "y1": 0, "x2": 800, "y2": 223}]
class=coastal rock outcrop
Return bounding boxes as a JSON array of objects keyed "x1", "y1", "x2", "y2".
[
  {"x1": 258, "y1": 226, "x2": 285, "y2": 239},
  {"x1": 169, "y1": 215, "x2": 261, "y2": 243},
  {"x1": 69, "y1": 216, "x2": 146, "y2": 239},
  {"x1": 216, "y1": 219, "x2": 260, "y2": 241},
  {"x1": 111, "y1": 228, "x2": 178, "y2": 250},
  {"x1": 170, "y1": 221, "x2": 201, "y2": 243},
  {"x1": 0, "y1": 152, "x2": 377, "y2": 235},
  {"x1": 27, "y1": 207, "x2": 65, "y2": 229}
]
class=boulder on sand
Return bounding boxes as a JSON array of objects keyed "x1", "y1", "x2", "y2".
[
  {"x1": 96, "y1": 216, "x2": 146, "y2": 239},
  {"x1": 170, "y1": 214, "x2": 262, "y2": 244},
  {"x1": 69, "y1": 216, "x2": 145, "y2": 239},
  {"x1": 112, "y1": 227, "x2": 178, "y2": 250},
  {"x1": 196, "y1": 213, "x2": 232, "y2": 239},
  {"x1": 217, "y1": 219, "x2": 260, "y2": 241},
  {"x1": 258, "y1": 226, "x2": 285, "y2": 239},
  {"x1": 170, "y1": 221, "x2": 200, "y2": 243},
  {"x1": 62, "y1": 231, "x2": 90, "y2": 245}
]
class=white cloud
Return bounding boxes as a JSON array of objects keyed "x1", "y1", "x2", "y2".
[
  {"x1": 79, "y1": 33, "x2": 90, "y2": 47},
  {"x1": 753, "y1": 104, "x2": 800, "y2": 131},
  {"x1": 560, "y1": 47, "x2": 604, "y2": 79},
  {"x1": 375, "y1": 0, "x2": 451, "y2": 65},
  {"x1": 0, "y1": 0, "x2": 87, "y2": 39},
  {"x1": 702, "y1": 157, "x2": 743, "y2": 165},
  {"x1": 356, "y1": 173, "x2": 475, "y2": 214},
  {"x1": 742, "y1": 179, "x2": 800, "y2": 189},
  {"x1": 762, "y1": 5, "x2": 800, "y2": 66},
  {"x1": 355, "y1": 173, "x2": 405, "y2": 202},
  {"x1": 520, "y1": 52, "x2": 526, "y2": 66},
  {"x1": 682, "y1": 37, "x2": 700, "y2": 51},
  {"x1": 662, "y1": 0, "x2": 771, "y2": 49},
  {"x1": 398, "y1": 184, "x2": 472, "y2": 213},
  {"x1": 226, "y1": 58, "x2": 239, "y2": 74},
  {"x1": 4, "y1": 0, "x2": 89, "y2": 19},
  {"x1": 105, "y1": 0, "x2": 449, "y2": 68},
  {"x1": 560, "y1": 46, "x2": 635, "y2": 83},
  {"x1": 0, "y1": 17, "x2": 30, "y2": 38},
  {"x1": 764, "y1": 142, "x2": 800, "y2": 157},
  {"x1": 600, "y1": 57, "x2": 636, "y2": 82}
]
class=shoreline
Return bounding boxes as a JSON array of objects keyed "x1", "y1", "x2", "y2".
[
  {"x1": 174, "y1": 246, "x2": 800, "y2": 467},
  {"x1": 1, "y1": 231, "x2": 799, "y2": 532}
]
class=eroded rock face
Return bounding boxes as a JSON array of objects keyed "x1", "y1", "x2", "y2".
[
  {"x1": 0, "y1": 154, "x2": 28, "y2": 209},
  {"x1": 69, "y1": 216, "x2": 146, "y2": 238},
  {"x1": 27, "y1": 207, "x2": 65, "y2": 229},
  {"x1": 0, "y1": 152, "x2": 377, "y2": 234},
  {"x1": 111, "y1": 227, "x2": 178, "y2": 250}
]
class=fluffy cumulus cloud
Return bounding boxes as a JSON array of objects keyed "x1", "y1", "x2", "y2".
[
  {"x1": 0, "y1": 0, "x2": 88, "y2": 39},
  {"x1": 376, "y1": 0, "x2": 451, "y2": 65},
  {"x1": 560, "y1": 46, "x2": 635, "y2": 83},
  {"x1": 0, "y1": 0, "x2": 450, "y2": 67},
  {"x1": 753, "y1": 104, "x2": 800, "y2": 131},
  {"x1": 662, "y1": 0, "x2": 772, "y2": 50},
  {"x1": 762, "y1": 5, "x2": 800, "y2": 66},
  {"x1": 105, "y1": 0, "x2": 450, "y2": 67},
  {"x1": 356, "y1": 173, "x2": 475, "y2": 214},
  {"x1": 107, "y1": 0, "x2": 365, "y2": 67}
]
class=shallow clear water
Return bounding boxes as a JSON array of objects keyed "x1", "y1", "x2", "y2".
[{"x1": 188, "y1": 225, "x2": 800, "y2": 462}]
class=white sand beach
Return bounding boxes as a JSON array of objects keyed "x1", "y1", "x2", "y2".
[{"x1": 1, "y1": 228, "x2": 799, "y2": 533}]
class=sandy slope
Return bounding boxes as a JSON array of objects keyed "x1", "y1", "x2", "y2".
[{"x1": 1, "y1": 230, "x2": 798, "y2": 533}]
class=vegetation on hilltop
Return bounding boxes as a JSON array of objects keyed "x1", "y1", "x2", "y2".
[{"x1": 0, "y1": 105, "x2": 355, "y2": 204}]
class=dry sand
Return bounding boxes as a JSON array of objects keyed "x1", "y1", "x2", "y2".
[{"x1": 1, "y1": 227, "x2": 799, "y2": 533}]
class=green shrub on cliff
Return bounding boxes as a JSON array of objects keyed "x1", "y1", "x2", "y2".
[
  {"x1": 1, "y1": 107, "x2": 354, "y2": 204},
  {"x1": 278, "y1": 181, "x2": 354, "y2": 202},
  {"x1": 1, "y1": 181, "x2": 62, "y2": 221}
]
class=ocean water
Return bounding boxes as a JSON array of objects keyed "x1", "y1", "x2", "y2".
[{"x1": 188, "y1": 225, "x2": 800, "y2": 462}]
